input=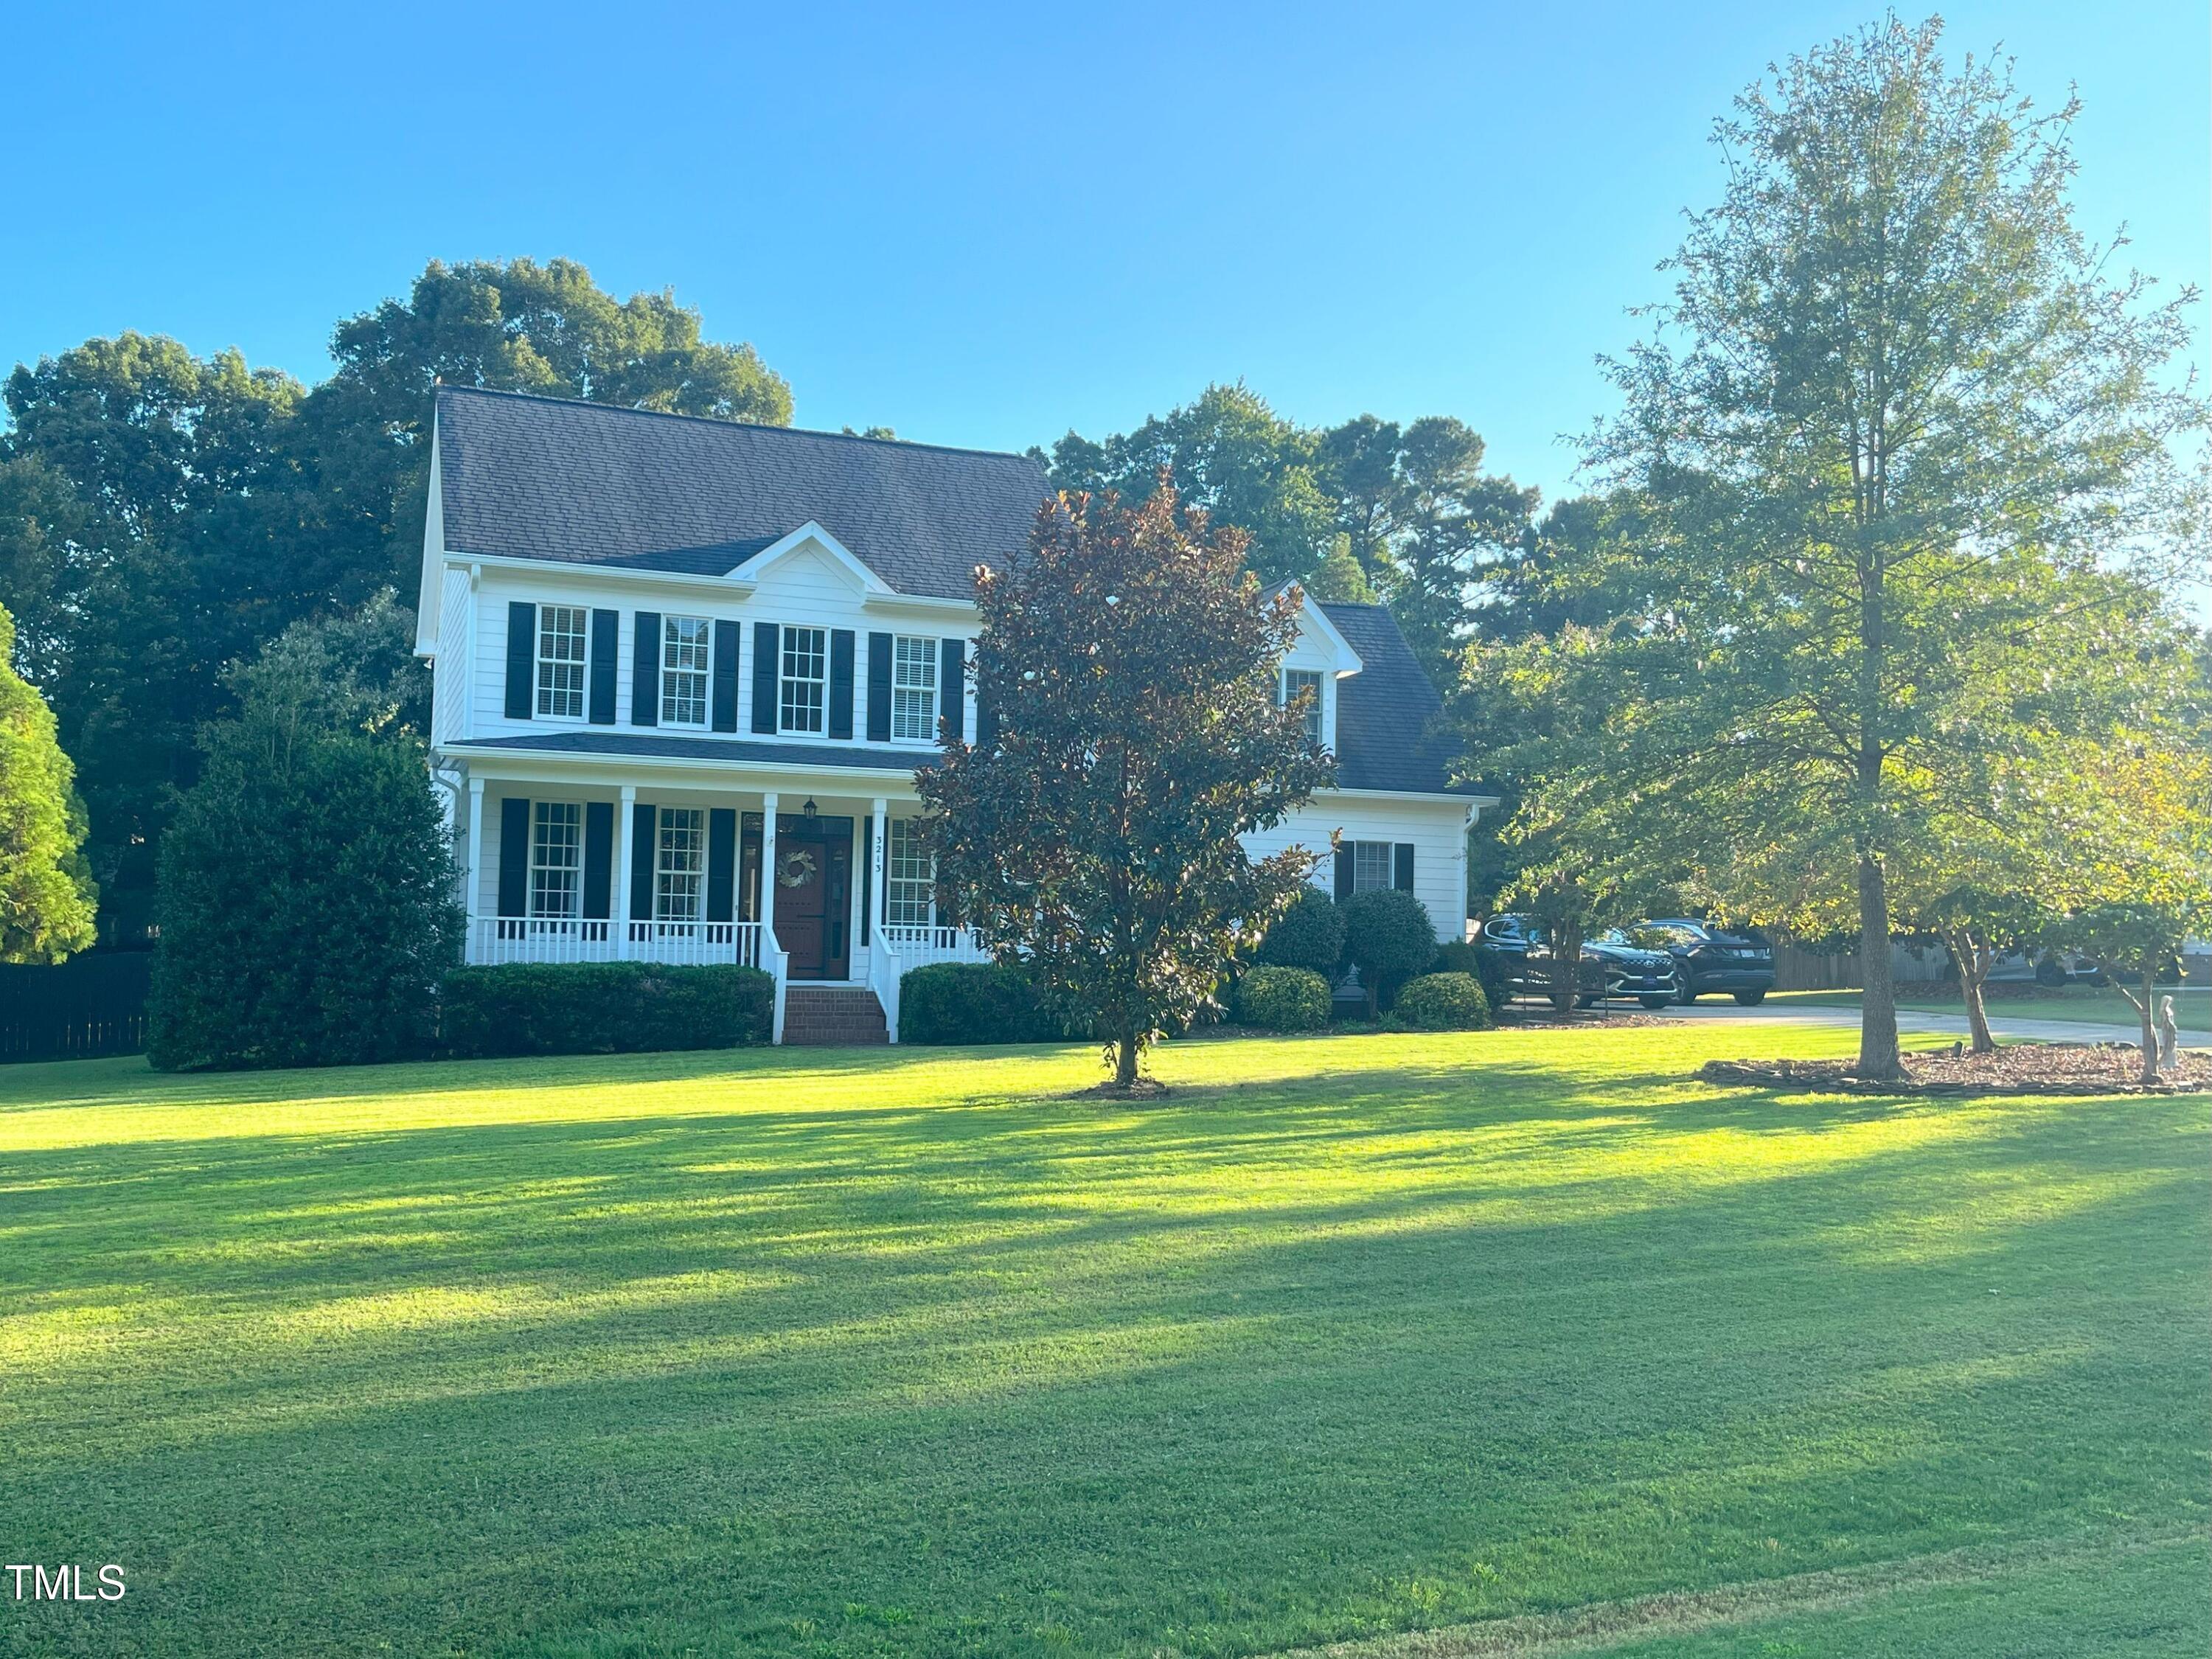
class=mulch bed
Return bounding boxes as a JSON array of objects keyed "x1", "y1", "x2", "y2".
[
  {"x1": 1068, "y1": 1077, "x2": 1173, "y2": 1100},
  {"x1": 1700, "y1": 1042, "x2": 2212, "y2": 1097},
  {"x1": 1500, "y1": 1010, "x2": 1668, "y2": 1030}
]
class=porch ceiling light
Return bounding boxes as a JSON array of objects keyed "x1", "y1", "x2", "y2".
[{"x1": 801, "y1": 798, "x2": 818, "y2": 819}]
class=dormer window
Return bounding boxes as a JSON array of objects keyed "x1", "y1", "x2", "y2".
[
  {"x1": 780, "y1": 626, "x2": 828, "y2": 734},
  {"x1": 536, "y1": 605, "x2": 588, "y2": 719},
  {"x1": 661, "y1": 616, "x2": 712, "y2": 727},
  {"x1": 1281, "y1": 667, "x2": 1325, "y2": 747},
  {"x1": 891, "y1": 635, "x2": 937, "y2": 740}
]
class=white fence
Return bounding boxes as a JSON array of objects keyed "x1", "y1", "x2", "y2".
[{"x1": 467, "y1": 914, "x2": 981, "y2": 1045}]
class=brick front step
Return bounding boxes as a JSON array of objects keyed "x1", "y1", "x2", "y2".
[{"x1": 782, "y1": 990, "x2": 889, "y2": 1045}]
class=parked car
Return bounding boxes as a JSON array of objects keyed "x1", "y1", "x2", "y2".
[
  {"x1": 1478, "y1": 914, "x2": 1681, "y2": 1009},
  {"x1": 1984, "y1": 948, "x2": 2104, "y2": 987},
  {"x1": 1624, "y1": 919, "x2": 1776, "y2": 1006}
]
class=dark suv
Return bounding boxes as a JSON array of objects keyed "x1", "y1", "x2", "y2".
[
  {"x1": 1478, "y1": 914, "x2": 1681, "y2": 1009},
  {"x1": 1627, "y1": 919, "x2": 1775, "y2": 1005}
]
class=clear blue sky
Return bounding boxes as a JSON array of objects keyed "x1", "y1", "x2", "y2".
[{"x1": 7, "y1": 1, "x2": 2206, "y2": 518}]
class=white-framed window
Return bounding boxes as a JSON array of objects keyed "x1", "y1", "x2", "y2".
[
  {"x1": 886, "y1": 818, "x2": 934, "y2": 926},
  {"x1": 661, "y1": 615, "x2": 712, "y2": 727},
  {"x1": 1352, "y1": 840, "x2": 1394, "y2": 894},
  {"x1": 536, "y1": 605, "x2": 588, "y2": 719},
  {"x1": 891, "y1": 634, "x2": 938, "y2": 740},
  {"x1": 529, "y1": 801, "x2": 582, "y2": 919},
  {"x1": 655, "y1": 807, "x2": 706, "y2": 922},
  {"x1": 779, "y1": 626, "x2": 827, "y2": 734},
  {"x1": 1282, "y1": 668, "x2": 1325, "y2": 746}
]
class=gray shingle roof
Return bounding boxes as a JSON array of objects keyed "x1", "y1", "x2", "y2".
[
  {"x1": 434, "y1": 385, "x2": 1049, "y2": 601},
  {"x1": 434, "y1": 389, "x2": 1467, "y2": 797},
  {"x1": 1318, "y1": 603, "x2": 1472, "y2": 795}
]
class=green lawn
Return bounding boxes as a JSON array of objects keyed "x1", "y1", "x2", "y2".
[
  {"x1": 1, "y1": 1025, "x2": 2205, "y2": 1658},
  {"x1": 1775, "y1": 984, "x2": 2212, "y2": 1032}
]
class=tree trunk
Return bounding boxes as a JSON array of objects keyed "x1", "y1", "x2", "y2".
[
  {"x1": 1114, "y1": 1022, "x2": 1140, "y2": 1088},
  {"x1": 1857, "y1": 854, "x2": 1902, "y2": 1079},
  {"x1": 1943, "y1": 925, "x2": 1995, "y2": 1055},
  {"x1": 2136, "y1": 967, "x2": 2159, "y2": 1085},
  {"x1": 1549, "y1": 925, "x2": 1585, "y2": 1014}
]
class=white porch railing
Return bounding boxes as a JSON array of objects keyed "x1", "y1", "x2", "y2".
[
  {"x1": 468, "y1": 917, "x2": 765, "y2": 969},
  {"x1": 764, "y1": 925, "x2": 790, "y2": 1043},
  {"x1": 869, "y1": 925, "x2": 990, "y2": 1043}
]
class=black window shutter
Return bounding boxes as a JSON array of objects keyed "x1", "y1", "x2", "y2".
[
  {"x1": 631, "y1": 611, "x2": 660, "y2": 727},
  {"x1": 498, "y1": 798, "x2": 530, "y2": 917},
  {"x1": 1334, "y1": 843, "x2": 1354, "y2": 901},
  {"x1": 858, "y1": 820, "x2": 872, "y2": 945},
  {"x1": 1394, "y1": 843, "x2": 1415, "y2": 892},
  {"x1": 751, "y1": 622, "x2": 779, "y2": 733},
  {"x1": 866, "y1": 633, "x2": 892, "y2": 742},
  {"x1": 828, "y1": 630, "x2": 855, "y2": 739},
  {"x1": 975, "y1": 677, "x2": 998, "y2": 749},
  {"x1": 630, "y1": 804, "x2": 655, "y2": 920},
  {"x1": 939, "y1": 638, "x2": 966, "y2": 742},
  {"x1": 504, "y1": 602, "x2": 536, "y2": 720},
  {"x1": 588, "y1": 609, "x2": 618, "y2": 724},
  {"x1": 582, "y1": 802, "x2": 613, "y2": 919},
  {"x1": 712, "y1": 620, "x2": 741, "y2": 732},
  {"x1": 706, "y1": 808, "x2": 737, "y2": 922}
]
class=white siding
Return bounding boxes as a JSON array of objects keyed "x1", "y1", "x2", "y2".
[
  {"x1": 459, "y1": 548, "x2": 976, "y2": 751},
  {"x1": 1244, "y1": 794, "x2": 1472, "y2": 942},
  {"x1": 432, "y1": 567, "x2": 470, "y2": 744}
]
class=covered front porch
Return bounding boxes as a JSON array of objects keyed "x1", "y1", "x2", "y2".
[{"x1": 446, "y1": 753, "x2": 986, "y2": 1040}]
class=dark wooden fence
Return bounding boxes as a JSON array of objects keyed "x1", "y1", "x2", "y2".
[{"x1": 0, "y1": 952, "x2": 152, "y2": 1062}]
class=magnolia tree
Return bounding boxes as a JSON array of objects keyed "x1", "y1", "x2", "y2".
[{"x1": 919, "y1": 481, "x2": 1335, "y2": 1089}]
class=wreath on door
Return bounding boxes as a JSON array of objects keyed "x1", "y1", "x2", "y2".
[{"x1": 776, "y1": 848, "x2": 819, "y2": 890}]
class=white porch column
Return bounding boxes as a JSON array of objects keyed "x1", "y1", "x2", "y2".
[
  {"x1": 616, "y1": 784, "x2": 638, "y2": 959},
  {"x1": 465, "y1": 777, "x2": 486, "y2": 961},
  {"x1": 761, "y1": 793, "x2": 785, "y2": 1043},
  {"x1": 759, "y1": 793, "x2": 779, "y2": 932},
  {"x1": 870, "y1": 796, "x2": 888, "y2": 945}
]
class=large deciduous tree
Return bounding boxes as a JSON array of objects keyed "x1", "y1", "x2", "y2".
[
  {"x1": 299, "y1": 256, "x2": 796, "y2": 602},
  {"x1": 1, "y1": 257, "x2": 793, "y2": 945},
  {"x1": 1040, "y1": 383, "x2": 1339, "y2": 585},
  {"x1": 919, "y1": 481, "x2": 1335, "y2": 1088},
  {"x1": 1, "y1": 333, "x2": 312, "y2": 940},
  {"x1": 0, "y1": 601, "x2": 97, "y2": 961},
  {"x1": 1039, "y1": 392, "x2": 1542, "y2": 679},
  {"x1": 1565, "y1": 17, "x2": 2203, "y2": 1078},
  {"x1": 1314, "y1": 415, "x2": 1538, "y2": 680}
]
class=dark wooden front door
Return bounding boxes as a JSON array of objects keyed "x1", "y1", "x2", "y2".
[{"x1": 744, "y1": 814, "x2": 852, "y2": 980}]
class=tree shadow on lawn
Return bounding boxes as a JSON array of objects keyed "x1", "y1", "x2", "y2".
[
  {"x1": 1, "y1": 1113, "x2": 2202, "y2": 1659},
  {"x1": 4, "y1": 1057, "x2": 2195, "y2": 1299}
]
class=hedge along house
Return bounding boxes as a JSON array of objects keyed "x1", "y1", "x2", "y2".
[{"x1": 417, "y1": 386, "x2": 1490, "y2": 1042}]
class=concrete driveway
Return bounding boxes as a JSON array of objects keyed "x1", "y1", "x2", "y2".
[{"x1": 1652, "y1": 1000, "x2": 2199, "y2": 1049}]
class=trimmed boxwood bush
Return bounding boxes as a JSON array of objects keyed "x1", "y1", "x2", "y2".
[
  {"x1": 1233, "y1": 965, "x2": 1332, "y2": 1032},
  {"x1": 898, "y1": 961, "x2": 1058, "y2": 1045},
  {"x1": 1256, "y1": 887, "x2": 1348, "y2": 976},
  {"x1": 1434, "y1": 939, "x2": 1515, "y2": 1012},
  {"x1": 439, "y1": 963, "x2": 773, "y2": 1059},
  {"x1": 1340, "y1": 888, "x2": 1439, "y2": 1014},
  {"x1": 1394, "y1": 971, "x2": 1492, "y2": 1031}
]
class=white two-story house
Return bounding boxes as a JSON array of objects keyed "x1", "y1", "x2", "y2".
[{"x1": 417, "y1": 386, "x2": 1489, "y2": 1041}]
